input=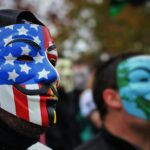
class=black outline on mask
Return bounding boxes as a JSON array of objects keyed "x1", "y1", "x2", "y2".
[
  {"x1": 6, "y1": 39, "x2": 41, "y2": 50},
  {"x1": 14, "y1": 83, "x2": 58, "y2": 125},
  {"x1": 47, "y1": 45, "x2": 56, "y2": 52},
  {"x1": 14, "y1": 84, "x2": 58, "y2": 96},
  {"x1": 46, "y1": 100, "x2": 57, "y2": 125}
]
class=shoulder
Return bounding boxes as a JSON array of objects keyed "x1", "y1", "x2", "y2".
[{"x1": 74, "y1": 133, "x2": 106, "y2": 150}]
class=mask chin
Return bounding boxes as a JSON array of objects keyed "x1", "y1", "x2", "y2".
[
  {"x1": 14, "y1": 83, "x2": 58, "y2": 127},
  {"x1": 0, "y1": 83, "x2": 58, "y2": 127}
]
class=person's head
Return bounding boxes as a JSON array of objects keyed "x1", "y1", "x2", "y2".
[
  {"x1": 93, "y1": 52, "x2": 150, "y2": 131},
  {"x1": 0, "y1": 9, "x2": 59, "y2": 137}
]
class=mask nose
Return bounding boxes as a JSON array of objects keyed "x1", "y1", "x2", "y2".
[
  {"x1": 14, "y1": 60, "x2": 59, "y2": 95},
  {"x1": 36, "y1": 59, "x2": 59, "y2": 85}
]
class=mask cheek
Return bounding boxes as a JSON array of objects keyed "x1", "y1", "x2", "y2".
[
  {"x1": 119, "y1": 83, "x2": 150, "y2": 120},
  {"x1": 119, "y1": 86, "x2": 137, "y2": 101},
  {"x1": 129, "y1": 83, "x2": 150, "y2": 99},
  {"x1": 120, "y1": 82, "x2": 150, "y2": 99},
  {"x1": 3, "y1": 68, "x2": 35, "y2": 84},
  {"x1": 122, "y1": 99, "x2": 147, "y2": 120},
  {"x1": 16, "y1": 73, "x2": 35, "y2": 84}
]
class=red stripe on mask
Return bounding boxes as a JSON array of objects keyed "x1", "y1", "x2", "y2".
[
  {"x1": 13, "y1": 85, "x2": 29, "y2": 122},
  {"x1": 39, "y1": 84, "x2": 49, "y2": 126},
  {"x1": 42, "y1": 26, "x2": 54, "y2": 51}
]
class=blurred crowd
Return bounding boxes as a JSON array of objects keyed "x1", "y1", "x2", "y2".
[
  {"x1": 0, "y1": 0, "x2": 150, "y2": 150},
  {"x1": 44, "y1": 58, "x2": 102, "y2": 150}
]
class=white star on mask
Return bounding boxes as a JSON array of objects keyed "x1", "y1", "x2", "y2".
[
  {"x1": 17, "y1": 26, "x2": 28, "y2": 35},
  {"x1": 4, "y1": 60, "x2": 14, "y2": 65},
  {"x1": 5, "y1": 25, "x2": 14, "y2": 30},
  {"x1": 19, "y1": 64, "x2": 31, "y2": 74},
  {"x1": 31, "y1": 24, "x2": 39, "y2": 30},
  {"x1": 4, "y1": 53, "x2": 15, "y2": 60},
  {"x1": 38, "y1": 68, "x2": 50, "y2": 79},
  {"x1": 4, "y1": 53, "x2": 15, "y2": 65},
  {"x1": 33, "y1": 52, "x2": 44, "y2": 64},
  {"x1": 4, "y1": 35, "x2": 13, "y2": 46},
  {"x1": 8, "y1": 69, "x2": 19, "y2": 82},
  {"x1": 33, "y1": 36, "x2": 41, "y2": 45},
  {"x1": 21, "y1": 45, "x2": 31, "y2": 55}
]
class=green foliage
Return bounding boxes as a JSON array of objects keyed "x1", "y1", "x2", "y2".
[{"x1": 56, "y1": 1, "x2": 150, "y2": 61}]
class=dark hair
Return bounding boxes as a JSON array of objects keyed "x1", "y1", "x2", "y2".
[
  {"x1": 0, "y1": 9, "x2": 43, "y2": 27},
  {"x1": 93, "y1": 52, "x2": 142, "y2": 120}
]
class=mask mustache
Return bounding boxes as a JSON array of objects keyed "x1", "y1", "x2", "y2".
[{"x1": 14, "y1": 84, "x2": 58, "y2": 96}]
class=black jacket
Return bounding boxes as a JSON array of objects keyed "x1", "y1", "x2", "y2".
[
  {"x1": 75, "y1": 127, "x2": 140, "y2": 150},
  {"x1": 0, "y1": 9, "x2": 43, "y2": 150},
  {"x1": 0, "y1": 119, "x2": 38, "y2": 150}
]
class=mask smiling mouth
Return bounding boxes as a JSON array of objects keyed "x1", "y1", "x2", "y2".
[
  {"x1": 13, "y1": 83, "x2": 58, "y2": 126},
  {"x1": 14, "y1": 84, "x2": 58, "y2": 99}
]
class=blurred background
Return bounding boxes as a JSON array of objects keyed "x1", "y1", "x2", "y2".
[
  {"x1": 1, "y1": 0, "x2": 150, "y2": 63},
  {"x1": 0, "y1": 0, "x2": 150, "y2": 150}
]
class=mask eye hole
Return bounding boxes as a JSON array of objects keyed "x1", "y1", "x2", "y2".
[
  {"x1": 16, "y1": 55, "x2": 33, "y2": 62},
  {"x1": 140, "y1": 78, "x2": 149, "y2": 82},
  {"x1": 50, "y1": 59, "x2": 56, "y2": 66},
  {"x1": 47, "y1": 44, "x2": 57, "y2": 67}
]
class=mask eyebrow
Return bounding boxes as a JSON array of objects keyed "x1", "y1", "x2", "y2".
[
  {"x1": 130, "y1": 67, "x2": 150, "y2": 73},
  {"x1": 6, "y1": 39, "x2": 41, "y2": 50},
  {"x1": 47, "y1": 44, "x2": 56, "y2": 52}
]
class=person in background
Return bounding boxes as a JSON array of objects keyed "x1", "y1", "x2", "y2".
[
  {"x1": 46, "y1": 59, "x2": 82, "y2": 150},
  {"x1": 75, "y1": 52, "x2": 150, "y2": 150},
  {"x1": 0, "y1": 9, "x2": 59, "y2": 150},
  {"x1": 79, "y1": 66, "x2": 101, "y2": 142}
]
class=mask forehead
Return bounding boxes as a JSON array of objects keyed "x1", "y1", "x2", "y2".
[
  {"x1": 0, "y1": 24, "x2": 52, "y2": 50},
  {"x1": 118, "y1": 56, "x2": 150, "y2": 72},
  {"x1": 117, "y1": 55, "x2": 150, "y2": 121}
]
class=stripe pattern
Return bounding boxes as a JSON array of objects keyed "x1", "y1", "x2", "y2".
[
  {"x1": 0, "y1": 84, "x2": 50, "y2": 126},
  {"x1": 42, "y1": 27, "x2": 58, "y2": 62}
]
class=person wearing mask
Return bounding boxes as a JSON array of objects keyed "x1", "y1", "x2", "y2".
[
  {"x1": 75, "y1": 52, "x2": 150, "y2": 150},
  {"x1": 0, "y1": 9, "x2": 59, "y2": 150}
]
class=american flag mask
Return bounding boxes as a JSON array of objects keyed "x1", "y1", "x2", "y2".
[{"x1": 0, "y1": 24, "x2": 59, "y2": 127}]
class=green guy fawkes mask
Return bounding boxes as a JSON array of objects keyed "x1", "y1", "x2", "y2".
[{"x1": 117, "y1": 55, "x2": 150, "y2": 120}]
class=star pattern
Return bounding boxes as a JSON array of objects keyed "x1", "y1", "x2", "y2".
[
  {"x1": 21, "y1": 45, "x2": 31, "y2": 55},
  {"x1": 17, "y1": 26, "x2": 28, "y2": 35},
  {"x1": 38, "y1": 68, "x2": 50, "y2": 79},
  {"x1": 4, "y1": 53, "x2": 16, "y2": 60},
  {"x1": 5, "y1": 25, "x2": 14, "y2": 30},
  {"x1": 0, "y1": 24, "x2": 59, "y2": 84},
  {"x1": 33, "y1": 52, "x2": 44, "y2": 64},
  {"x1": 4, "y1": 35, "x2": 13, "y2": 46},
  {"x1": 33, "y1": 36, "x2": 41, "y2": 45},
  {"x1": 19, "y1": 64, "x2": 31, "y2": 74},
  {"x1": 4, "y1": 53, "x2": 15, "y2": 65},
  {"x1": 31, "y1": 24, "x2": 39, "y2": 31},
  {"x1": 8, "y1": 69, "x2": 19, "y2": 82},
  {"x1": 4, "y1": 60, "x2": 14, "y2": 66}
]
